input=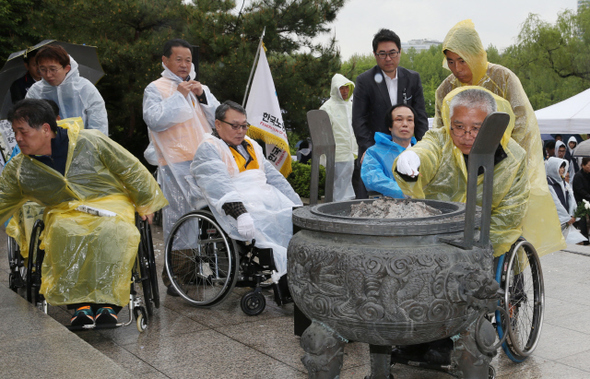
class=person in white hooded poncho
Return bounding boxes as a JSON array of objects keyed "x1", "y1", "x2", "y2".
[
  {"x1": 319, "y1": 74, "x2": 357, "y2": 201},
  {"x1": 26, "y1": 45, "x2": 108, "y2": 135},
  {"x1": 142, "y1": 39, "x2": 219, "y2": 244},
  {"x1": 546, "y1": 157, "x2": 587, "y2": 244},
  {"x1": 190, "y1": 101, "x2": 302, "y2": 283}
]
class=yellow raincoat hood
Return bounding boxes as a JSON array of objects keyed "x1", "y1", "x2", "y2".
[
  {"x1": 442, "y1": 19, "x2": 489, "y2": 85},
  {"x1": 395, "y1": 87, "x2": 530, "y2": 257}
]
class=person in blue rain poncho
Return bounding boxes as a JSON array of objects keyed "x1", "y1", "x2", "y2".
[
  {"x1": 0, "y1": 99, "x2": 167, "y2": 327},
  {"x1": 361, "y1": 103, "x2": 416, "y2": 198}
]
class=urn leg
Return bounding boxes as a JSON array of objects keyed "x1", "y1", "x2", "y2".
[
  {"x1": 300, "y1": 321, "x2": 346, "y2": 379},
  {"x1": 366, "y1": 344, "x2": 393, "y2": 379},
  {"x1": 450, "y1": 319, "x2": 495, "y2": 379}
]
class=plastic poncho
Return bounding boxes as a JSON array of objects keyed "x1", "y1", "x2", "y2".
[
  {"x1": 567, "y1": 136, "x2": 580, "y2": 177},
  {"x1": 189, "y1": 134, "x2": 302, "y2": 281},
  {"x1": 319, "y1": 74, "x2": 358, "y2": 201},
  {"x1": 433, "y1": 19, "x2": 565, "y2": 256},
  {"x1": 143, "y1": 62, "x2": 219, "y2": 240},
  {"x1": 546, "y1": 157, "x2": 576, "y2": 224},
  {"x1": 0, "y1": 118, "x2": 168, "y2": 306},
  {"x1": 26, "y1": 56, "x2": 108, "y2": 135},
  {"x1": 361, "y1": 132, "x2": 415, "y2": 199},
  {"x1": 394, "y1": 87, "x2": 530, "y2": 257}
]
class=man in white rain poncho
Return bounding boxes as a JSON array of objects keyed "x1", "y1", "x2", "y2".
[
  {"x1": 0, "y1": 99, "x2": 168, "y2": 326},
  {"x1": 142, "y1": 39, "x2": 219, "y2": 293},
  {"x1": 190, "y1": 101, "x2": 302, "y2": 285},
  {"x1": 26, "y1": 44, "x2": 108, "y2": 135},
  {"x1": 319, "y1": 74, "x2": 357, "y2": 201},
  {"x1": 433, "y1": 19, "x2": 565, "y2": 256},
  {"x1": 395, "y1": 87, "x2": 530, "y2": 258}
]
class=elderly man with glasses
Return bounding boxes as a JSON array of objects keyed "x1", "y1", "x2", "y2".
[
  {"x1": 189, "y1": 100, "x2": 302, "y2": 284},
  {"x1": 351, "y1": 28, "x2": 428, "y2": 199},
  {"x1": 394, "y1": 87, "x2": 530, "y2": 259}
]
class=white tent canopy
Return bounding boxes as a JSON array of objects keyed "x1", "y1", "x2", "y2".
[{"x1": 535, "y1": 88, "x2": 590, "y2": 134}]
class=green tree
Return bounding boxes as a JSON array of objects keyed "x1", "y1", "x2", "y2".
[
  {"x1": 5, "y1": 0, "x2": 345, "y2": 164},
  {"x1": 499, "y1": 7, "x2": 590, "y2": 109}
]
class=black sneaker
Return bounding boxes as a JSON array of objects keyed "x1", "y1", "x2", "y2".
[
  {"x1": 95, "y1": 307, "x2": 118, "y2": 325},
  {"x1": 167, "y1": 285, "x2": 180, "y2": 297},
  {"x1": 71, "y1": 306, "x2": 94, "y2": 327}
]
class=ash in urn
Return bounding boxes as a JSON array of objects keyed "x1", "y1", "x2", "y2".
[{"x1": 350, "y1": 198, "x2": 442, "y2": 219}]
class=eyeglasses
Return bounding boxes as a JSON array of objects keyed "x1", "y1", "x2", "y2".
[
  {"x1": 218, "y1": 119, "x2": 250, "y2": 130},
  {"x1": 376, "y1": 50, "x2": 400, "y2": 60},
  {"x1": 39, "y1": 67, "x2": 63, "y2": 75},
  {"x1": 450, "y1": 125, "x2": 480, "y2": 137}
]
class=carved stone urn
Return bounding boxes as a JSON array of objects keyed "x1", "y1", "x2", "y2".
[{"x1": 288, "y1": 199, "x2": 499, "y2": 379}]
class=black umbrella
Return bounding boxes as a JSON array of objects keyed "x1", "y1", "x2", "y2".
[{"x1": 0, "y1": 40, "x2": 105, "y2": 118}]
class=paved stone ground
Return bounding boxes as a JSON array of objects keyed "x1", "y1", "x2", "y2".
[{"x1": 2, "y1": 224, "x2": 590, "y2": 378}]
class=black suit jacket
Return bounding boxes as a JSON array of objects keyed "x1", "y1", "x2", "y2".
[{"x1": 352, "y1": 65, "x2": 429, "y2": 156}]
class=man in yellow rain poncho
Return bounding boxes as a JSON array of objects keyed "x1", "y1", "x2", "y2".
[
  {"x1": 0, "y1": 99, "x2": 168, "y2": 327},
  {"x1": 433, "y1": 19, "x2": 565, "y2": 256},
  {"x1": 395, "y1": 87, "x2": 529, "y2": 258}
]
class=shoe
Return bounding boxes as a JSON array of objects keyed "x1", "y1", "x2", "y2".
[
  {"x1": 95, "y1": 307, "x2": 118, "y2": 325},
  {"x1": 71, "y1": 305, "x2": 94, "y2": 327},
  {"x1": 167, "y1": 285, "x2": 180, "y2": 297}
]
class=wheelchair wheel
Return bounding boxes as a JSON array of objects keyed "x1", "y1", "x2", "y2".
[
  {"x1": 241, "y1": 289, "x2": 266, "y2": 316},
  {"x1": 26, "y1": 220, "x2": 45, "y2": 309},
  {"x1": 165, "y1": 211, "x2": 239, "y2": 307},
  {"x1": 495, "y1": 239, "x2": 544, "y2": 362},
  {"x1": 136, "y1": 216, "x2": 159, "y2": 316},
  {"x1": 7, "y1": 236, "x2": 26, "y2": 292}
]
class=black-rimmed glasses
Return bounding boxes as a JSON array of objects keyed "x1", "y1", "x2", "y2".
[{"x1": 218, "y1": 120, "x2": 250, "y2": 130}]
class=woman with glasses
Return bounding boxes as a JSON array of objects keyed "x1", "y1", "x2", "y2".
[{"x1": 26, "y1": 45, "x2": 108, "y2": 135}]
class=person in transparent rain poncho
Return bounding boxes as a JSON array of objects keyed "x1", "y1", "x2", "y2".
[
  {"x1": 319, "y1": 73, "x2": 358, "y2": 201},
  {"x1": 433, "y1": 19, "x2": 565, "y2": 256},
  {"x1": 189, "y1": 101, "x2": 302, "y2": 285},
  {"x1": 26, "y1": 45, "x2": 108, "y2": 135},
  {"x1": 0, "y1": 99, "x2": 168, "y2": 326},
  {"x1": 546, "y1": 157, "x2": 587, "y2": 244},
  {"x1": 142, "y1": 39, "x2": 219, "y2": 294}
]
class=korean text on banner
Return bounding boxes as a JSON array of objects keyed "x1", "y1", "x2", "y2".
[{"x1": 245, "y1": 48, "x2": 291, "y2": 177}]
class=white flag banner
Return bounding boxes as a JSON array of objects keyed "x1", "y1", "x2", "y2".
[{"x1": 245, "y1": 46, "x2": 292, "y2": 177}]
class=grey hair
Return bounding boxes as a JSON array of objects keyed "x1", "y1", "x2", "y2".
[
  {"x1": 215, "y1": 100, "x2": 247, "y2": 121},
  {"x1": 449, "y1": 88, "x2": 496, "y2": 119}
]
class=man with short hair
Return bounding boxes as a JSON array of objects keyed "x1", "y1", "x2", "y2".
[
  {"x1": 190, "y1": 100, "x2": 302, "y2": 284},
  {"x1": 26, "y1": 45, "x2": 108, "y2": 135},
  {"x1": 10, "y1": 49, "x2": 41, "y2": 102},
  {"x1": 143, "y1": 39, "x2": 220, "y2": 293},
  {"x1": 395, "y1": 87, "x2": 530, "y2": 258},
  {"x1": 0, "y1": 99, "x2": 167, "y2": 326},
  {"x1": 351, "y1": 28, "x2": 429, "y2": 199},
  {"x1": 360, "y1": 103, "x2": 416, "y2": 198}
]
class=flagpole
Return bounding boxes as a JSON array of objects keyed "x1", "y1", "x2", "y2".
[{"x1": 242, "y1": 26, "x2": 266, "y2": 107}]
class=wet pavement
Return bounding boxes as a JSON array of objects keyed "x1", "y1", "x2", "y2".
[{"x1": 2, "y1": 225, "x2": 590, "y2": 378}]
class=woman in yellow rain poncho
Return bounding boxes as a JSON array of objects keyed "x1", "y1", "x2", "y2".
[
  {"x1": 394, "y1": 87, "x2": 529, "y2": 257},
  {"x1": 433, "y1": 19, "x2": 565, "y2": 256},
  {"x1": 0, "y1": 99, "x2": 168, "y2": 324}
]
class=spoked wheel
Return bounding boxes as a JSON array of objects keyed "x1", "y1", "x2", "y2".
[
  {"x1": 26, "y1": 220, "x2": 46, "y2": 310},
  {"x1": 495, "y1": 239, "x2": 544, "y2": 362},
  {"x1": 240, "y1": 289, "x2": 266, "y2": 316},
  {"x1": 165, "y1": 211, "x2": 239, "y2": 307},
  {"x1": 136, "y1": 216, "x2": 159, "y2": 316},
  {"x1": 7, "y1": 236, "x2": 26, "y2": 292}
]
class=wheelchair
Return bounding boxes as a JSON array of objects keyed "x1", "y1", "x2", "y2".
[
  {"x1": 165, "y1": 209, "x2": 292, "y2": 316},
  {"x1": 16, "y1": 214, "x2": 159, "y2": 332}
]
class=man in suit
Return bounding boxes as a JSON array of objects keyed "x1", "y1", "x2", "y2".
[{"x1": 352, "y1": 28, "x2": 428, "y2": 198}]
